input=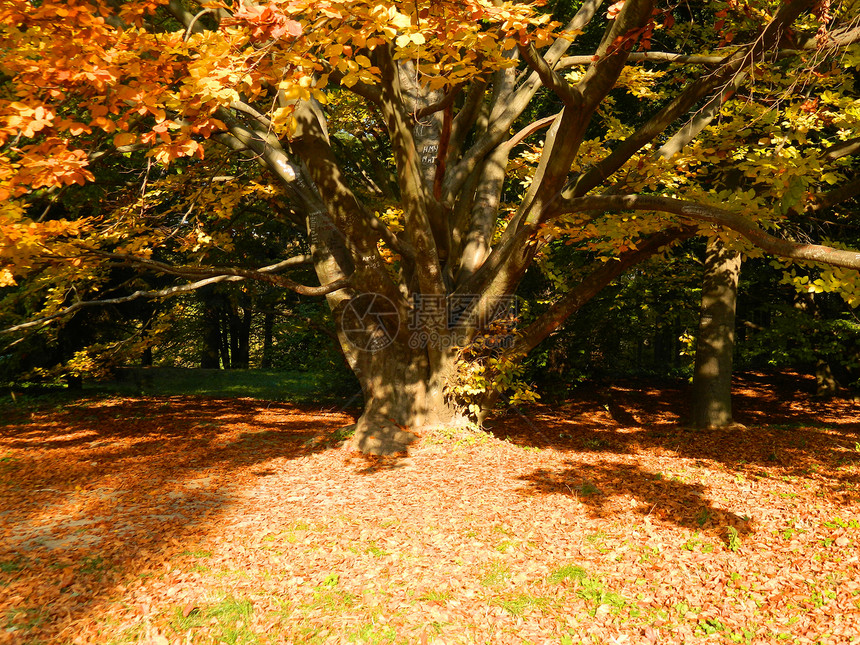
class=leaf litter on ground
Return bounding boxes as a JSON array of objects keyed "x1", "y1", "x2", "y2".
[{"x1": 0, "y1": 371, "x2": 858, "y2": 644}]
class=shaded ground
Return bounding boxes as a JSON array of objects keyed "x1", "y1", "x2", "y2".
[{"x1": 0, "y1": 371, "x2": 859, "y2": 644}]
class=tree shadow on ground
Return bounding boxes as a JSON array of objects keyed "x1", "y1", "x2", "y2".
[
  {"x1": 0, "y1": 395, "x2": 356, "y2": 642},
  {"x1": 498, "y1": 371, "x2": 859, "y2": 541},
  {"x1": 489, "y1": 370, "x2": 860, "y2": 489},
  {"x1": 517, "y1": 462, "x2": 753, "y2": 545}
]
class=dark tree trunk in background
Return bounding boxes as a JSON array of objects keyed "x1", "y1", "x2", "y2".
[
  {"x1": 692, "y1": 237, "x2": 742, "y2": 428},
  {"x1": 261, "y1": 311, "x2": 275, "y2": 369},
  {"x1": 795, "y1": 292, "x2": 841, "y2": 397},
  {"x1": 200, "y1": 290, "x2": 222, "y2": 369},
  {"x1": 230, "y1": 295, "x2": 252, "y2": 369},
  {"x1": 219, "y1": 310, "x2": 231, "y2": 368}
]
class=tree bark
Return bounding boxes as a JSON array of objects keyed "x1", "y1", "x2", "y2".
[
  {"x1": 691, "y1": 237, "x2": 742, "y2": 428},
  {"x1": 200, "y1": 288, "x2": 222, "y2": 369},
  {"x1": 261, "y1": 311, "x2": 275, "y2": 369},
  {"x1": 343, "y1": 338, "x2": 465, "y2": 455}
]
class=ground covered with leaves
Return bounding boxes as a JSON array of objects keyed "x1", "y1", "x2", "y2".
[{"x1": 1, "y1": 371, "x2": 859, "y2": 644}]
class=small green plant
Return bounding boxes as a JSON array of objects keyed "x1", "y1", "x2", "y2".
[
  {"x1": 331, "y1": 425, "x2": 355, "y2": 443},
  {"x1": 823, "y1": 516, "x2": 860, "y2": 529},
  {"x1": 696, "y1": 618, "x2": 726, "y2": 636},
  {"x1": 725, "y1": 526, "x2": 741, "y2": 552},
  {"x1": 582, "y1": 437, "x2": 608, "y2": 450},
  {"x1": 79, "y1": 555, "x2": 107, "y2": 574},
  {"x1": 577, "y1": 481, "x2": 601, "y2": 497},
  {"x1": 322, "y1": 573, "x2": 339, "y2": 587},
  {"x1": 584, "y1": 530, "x2": 607, "y2": 544},
  {"x1": 171, "y1": 595, "x2": 259, "y2": 644},
  {"x1": 364, "y1": 542, "x2": 388, "y2": 557},
  {"x1": 349, "y1": 622, "x2": 397, "y2": 644},
  {"x1": 179, "y1": 549, "x2": 213, "y2": 558},
  {"x1": 0, "y1": 559, "x2": 23, "y2": 574}
]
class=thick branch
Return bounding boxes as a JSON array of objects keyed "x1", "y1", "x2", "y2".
[
  {"x1": 518, "y1": 43, "x2": 578, "y2": 107},
  {"x1": 415, "y1": 83, "x2": 465, "y2": 120},
  {"x1": 805, "y1": 176, "x2": 860, "y2": 214},
  {"x1": 824, "y1": 137, "x2": 860, "y2": 161},
  {"x1": 558, "y1": 51, "x2": 726, "y2": 67},
  {"x1": 95, "y1": 251, "x2": 350, "y2": 296},
  {"x1": 550, "y1": 194, "x2": 860, "y2": 270},
  {"x1": 1, "y1": 274, "x2": 244, "y2": 335}
]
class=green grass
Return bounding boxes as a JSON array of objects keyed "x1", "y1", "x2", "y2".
[
  {"x1": 547, "y1": 564, "x2": 627, "y2": 614},
  {"x1": 170, "y1": 594, "x2": 259, "y2": 644},
  {"x1": 104, "y1": 368, "x2": 357, "y2": 402},
  {"x1": 2, "y1": 368, "x2": 359, "y2": 407},
  {"x1": 418, "y1": 590, "x2": 453, "y2": 603},
  {"x1": 492, "y1": 593, "x2": 550, "y2": 616},
  {"x1": 479, "y1": 561, "x2": 511, "y2": 587},
  {"x1": 0, "y1": 558, "x2": 24, "y2": 574},
  {"x1": 547, "y1": 564, "x2": 588, "y2": 585}
]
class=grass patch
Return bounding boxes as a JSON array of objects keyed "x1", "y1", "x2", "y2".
[
  {"x1": 492, "y1": 593, "x2": 550, "y2": 616},
  {"x1": 349, "y1": 622, "x2": 397, "y2": 643},
  {"x1": 0, "y1": 558, "x2": 24, "y2": 574},
  {"x1": 548, "y1": 564, "x2": 626, "y2": 614},
  {"x1": 418, "y1": 590, "x2": 452, "y2": 603},
  {"x1": 170, "y1": 594, "x2": 259, "y2": 644},
  {"x1": 5, "y1": 368, "x2": 359, "y2": 406},
  {"x1": 547, "y1": 564, "x2": 588, "y2": 585},
  {"x1": 77, "y1": 555, "x2": 108, "y2": 575},
  {"x1": 480, "y1": 561, "x2": 511, "y2": 587}
]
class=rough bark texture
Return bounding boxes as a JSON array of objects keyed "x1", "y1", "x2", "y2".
[
  {"x1": 692, "y1": 237, "x2": 742, "y2": 429},
  {"x1": 345, "y1": 342, "x2": 465, "y2": 455}
]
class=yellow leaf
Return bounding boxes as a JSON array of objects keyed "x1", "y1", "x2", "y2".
[
  {"x1": 0, "y1": 268, "x2": 15, "y2": 287},
  {"x1": 355, "y1": 54, "x2": 371, "y2": 68},
  {"x1": 114, "y1": 132, "x2": 136, "y2": 147}
]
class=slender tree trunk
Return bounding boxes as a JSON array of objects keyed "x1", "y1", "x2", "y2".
[
  {"x1": 219, "y1": 310, "x2": 231, "y2": 369},
  {"x1": 261, "y1": 311, "x2": 275, "y2": 369},
  {"x1": 200, "y1": 288, "x2": 222, "y2": 369},
  {"x1": 691, "y1": 237, "x2": 742, "y2": 428},
  {"x1": 232, "y1": 296, "x2": 252, "y2": 370}
]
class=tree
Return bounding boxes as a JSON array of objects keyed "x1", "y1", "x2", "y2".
[
  {"x1": 2, "y1": 0, "x2": 860, "y2": 452},
  {"x1": 691, "y1": 237, "x2": 742, "y2": 428}
]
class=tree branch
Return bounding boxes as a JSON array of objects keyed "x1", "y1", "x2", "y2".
[
  {"x1": 415, "y1": 83, "x2": 465, "y2": 120},
  {"x1": 549, "y1": 194, "x2": 860, "y2": 270},
  {"x1": 92, "y1": 251, "x2": 350, "y2": 296},
  {"x1": 518, "y1": 43, "x2": 578, "y2": 107},
  {"x1": 824, "y1": 136, "x2": 860, "y2": 161},
  {"x1": 558, "y1": 51, "x2": 727, "y2": 68},
  {"x1": 1, "y1": 274, "x2": 244, "y2": 335},
  {"x1": 504, "y1": 227, "x2": 693, "y2": 359},
  {"x1": 564, "y1": 0, "x2": 820, "y2": 199}
]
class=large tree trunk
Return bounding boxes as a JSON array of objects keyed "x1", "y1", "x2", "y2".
[
  {"x1": 691, "y1": 237, "x2": 742, "y2": 428},
  {"x1": 344, "y1": 339, "x2": 465, "y2": 455}
]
